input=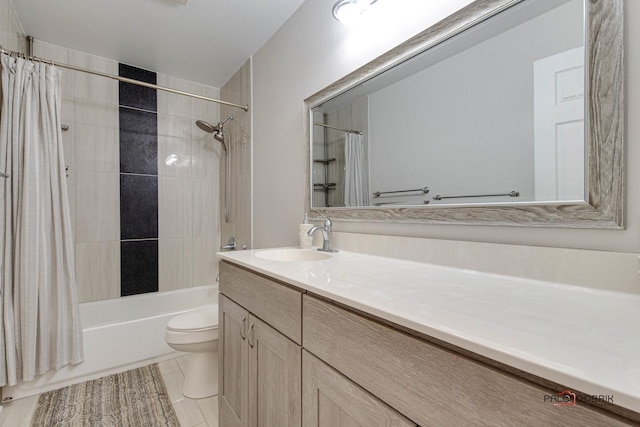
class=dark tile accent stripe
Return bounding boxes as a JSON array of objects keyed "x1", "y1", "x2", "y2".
[
  {"x1": 121, "y1": 240, "x2": 159, "y2": 296},
  {"x1": 119, "y1": 62, "x2": 159, "y2": 297},
  {"x1": 120, "y1": 174, "x2": 158, "y2": 240},
  {"x1": 119, "y1": 63, "x2": 157, "y2": 112},
  {"x1": 119, "y1": 107, "x2": 158, "y2": 175}
]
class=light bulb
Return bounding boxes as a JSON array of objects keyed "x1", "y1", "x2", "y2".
[{"x1": 332, "y1": 0, "x2": 377, "y2": 24}]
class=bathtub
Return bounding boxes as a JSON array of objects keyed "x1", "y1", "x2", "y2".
[{"x1": 2, "y1": 285, "x2": 218, "y2": 401}]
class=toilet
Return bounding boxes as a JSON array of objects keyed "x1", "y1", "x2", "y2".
[{"x1": 164, "y1": 306, "x2": 219, "y2": 399}]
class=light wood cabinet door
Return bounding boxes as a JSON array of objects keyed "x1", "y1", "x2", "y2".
[
  {"x1": 220, "y1": 261, "x2": 303, "y2": 344},
  {"x1": 302, "y1": 351, "x2": 416, "y2": 427},
  {"x1": 248, "y1": 314, "x2": 301, "y2": 427},
  {"x1": 219, "y1": 295, "x2": 250, "y2": 427}
]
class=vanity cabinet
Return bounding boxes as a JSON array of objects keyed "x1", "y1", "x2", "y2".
[
  {"x1": 219, "y1": 262, "x2": 302, "y2": 427},
  {"x1": 302, "y1": 295, "x2": 633, "y2": 427},
  {"x1": 219, "y1": 260, "x2": 636, "y2": 427}
]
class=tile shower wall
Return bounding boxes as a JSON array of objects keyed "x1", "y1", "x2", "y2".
[
  {"x1": 0, "y1": 0, "x2": 27, "y2": 54},
  {"x1": 31, "y1": 39, "x2": 221, "y2": 303},
  {"x1": 220, "y1": 59, "x2": 252, "y2": 250}
]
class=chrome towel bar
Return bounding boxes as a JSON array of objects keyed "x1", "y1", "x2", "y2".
[
  {"x1": 373, "y1": 186, "x2": 429, "y2": 198},
  {"x1": 374, "y1": 200, "x2": 430, "y2": 206},
  {"x1": 433, "y1": 190, "x2": 520, "y2": 200}
]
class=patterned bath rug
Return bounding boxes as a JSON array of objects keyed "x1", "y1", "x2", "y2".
[{"x1": 30, "y1": 363, "x2": 180, "y2": 427}]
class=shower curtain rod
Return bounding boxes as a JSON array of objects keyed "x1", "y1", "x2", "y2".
[
  {"x1": 314, "y1": 121, "x2": 363, "y2": 135},
  {"x1": 0, "y1": 45, "x2": 249, "y2": 112}
]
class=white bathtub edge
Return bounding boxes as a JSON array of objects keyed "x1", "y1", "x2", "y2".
[{"x1": 3, "y1": 287, "x2": 218, "y2": 402}]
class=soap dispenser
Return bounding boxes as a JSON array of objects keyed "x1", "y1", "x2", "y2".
[{"x1": 299, "y1": 213, "x2": 314, "y2": 249}]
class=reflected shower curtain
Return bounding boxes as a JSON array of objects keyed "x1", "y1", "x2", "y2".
[
  {"x1": 0, "y1": 53, "x2": 83, "y2": 387},
  {"x1": 344, "y1": 132, "x2": 370, "y2": 207}
]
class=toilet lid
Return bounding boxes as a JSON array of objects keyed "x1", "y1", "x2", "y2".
[{"x1": 167, "y1": 307, "x2": 218, "y2": 332}]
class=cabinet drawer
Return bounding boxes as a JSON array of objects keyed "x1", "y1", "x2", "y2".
[
  {"x1": 220, "y1": 261, "x2": 302, "y2": 344},
  {"x1": 303, "y1": 295, "x2": 629, "y2": 427},
  {"x1": 303, "y1": 350, "x2": 415, "y2": 427}
]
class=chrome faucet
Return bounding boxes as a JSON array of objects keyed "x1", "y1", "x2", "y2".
[
  {"x1": 307, "y1": 217, "x2": 338, "y2": 253},
  {"x1": 221, "y1": 237, "x2": 236, "y2": 250}
]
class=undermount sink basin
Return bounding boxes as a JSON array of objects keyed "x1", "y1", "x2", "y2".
[{"x1": 255, "y1": 249, "x2": 332, "y2": 262}]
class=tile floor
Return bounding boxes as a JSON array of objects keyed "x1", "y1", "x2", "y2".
[{"x1": 0, "y1": 355, "x2": 218, "y2": 427}]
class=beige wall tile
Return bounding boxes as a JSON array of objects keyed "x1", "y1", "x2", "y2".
[
  {"x1": 69, "y1": 50, "x2": 118, "y2": 105},
  {"x1": 75, "y1": 124, "x2": 119, "y2": 173},
  {"x1": 5, "y1": 39, "x2": 224, "y2": 304},
  {"x1": 157, "y1": 73, "x2": 192, "y2": 119},
  {"x1": 158, "y1": 135, "x2": 192, "y2": 177},
  {"x1": 159, "y1": 238, "x2": 187, "y2": 292},
  {"x1": 159, "y1": 113, "x2": 192, "y2": 139},
  {"x1": 0, "y1": 0, "x2": 24, "y2": 53},
  {"x1": 33, "y1": 40, "x2": 69, "y2": 64},
  {"x1": 75, "y1": 171, "x2": 120, "y2": 242},
  {"x1": 183, "y1": 237, "x2": 195, "y2": 287},
  {"x1": 1, "y1": 0, "x2": 10, "y2": 34},
  {"x1": 191, "y1": 84, "x2": 220, "y2": 124},
  {"x1": 191, "y1": 237, "x2": 218, "y2": 287},
  {"x1": 75, "y1": 241, "x2": 120, "y2": 302},
  {"x1": 191, "y1": 133, "x2": 223, "y2": 180},
  {"x1": 192, "y1": 178, "x2": 217, "y2": 238},
  {"x1": 74, "y1": 99, "x2": 119, "y2": 129},
  {"x1": 159, "y1": 176, "x2": 188, "y2": 238},
  {"x1": 220, "y1": 59, "x2": 252, "y2": 249}
]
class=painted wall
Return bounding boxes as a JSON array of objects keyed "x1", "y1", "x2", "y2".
[
  {"x1": 252, "y1": 0, "x2": 639, "y2": 251},
  {"x1": 251, "y1": 0, "x2": 640, "y2": 290},
  {"x1": 253, "y1": 0, "x2": 477, "y2": 247}
]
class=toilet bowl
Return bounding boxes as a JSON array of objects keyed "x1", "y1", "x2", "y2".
[{"x1": 164, "y1": 306, "x2": 219, "y2": 399}]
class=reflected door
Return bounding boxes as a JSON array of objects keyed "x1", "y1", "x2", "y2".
[{"x1": 533, "y1": 47, "x2": 585, "y2": 201}]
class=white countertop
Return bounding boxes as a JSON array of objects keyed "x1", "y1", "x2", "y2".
[{"x1": 217, "y1": 248, "x2": 640, "y2": 413}]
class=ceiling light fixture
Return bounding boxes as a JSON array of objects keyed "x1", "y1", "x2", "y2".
[{"x1": 332, "y1": 0, "x2": 378, "y2": 24}]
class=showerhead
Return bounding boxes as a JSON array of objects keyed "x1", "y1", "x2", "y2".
[
  {"x1": 195, "y1": 119, "x2": 228, "y2": 152},
  {"x1": 195, "y1": 119, "x2": 218, "y2": 134},
  {"x1": 195, "y1": 117, "x2": 235, "y2": 224},
  {"x1": 196, "y1": 116, "x2": 233, "y2": 134}
]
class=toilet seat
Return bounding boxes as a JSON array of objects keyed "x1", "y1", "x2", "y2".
[{"x1": 167, "y1": 307, "x2": 218, "y2": 333}]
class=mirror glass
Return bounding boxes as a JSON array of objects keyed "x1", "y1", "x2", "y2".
[{"x1": 311, "y1": 0, "x2": 585, "y2": 208}]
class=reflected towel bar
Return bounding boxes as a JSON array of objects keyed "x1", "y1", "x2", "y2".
[
  {"x1": 374, "y1": 200, "x2": 430, "y2": 206},
  {"x1": 314, "y1": 122, "x2": 364, "y2": 135},
  {"x1": 433, "y1": 190, "x2": 520, "y2": 200},
  {"x1": 373, "y1": 187, "x2": 429, "y2": 198}
]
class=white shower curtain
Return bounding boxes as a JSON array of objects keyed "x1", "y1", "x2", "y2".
[
  {"x1": 344, "y1": 132, "x2": 370, "y2": 206},
  {"x1": 0, "y1": 53, "x2": 83, "y2": 387}
]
